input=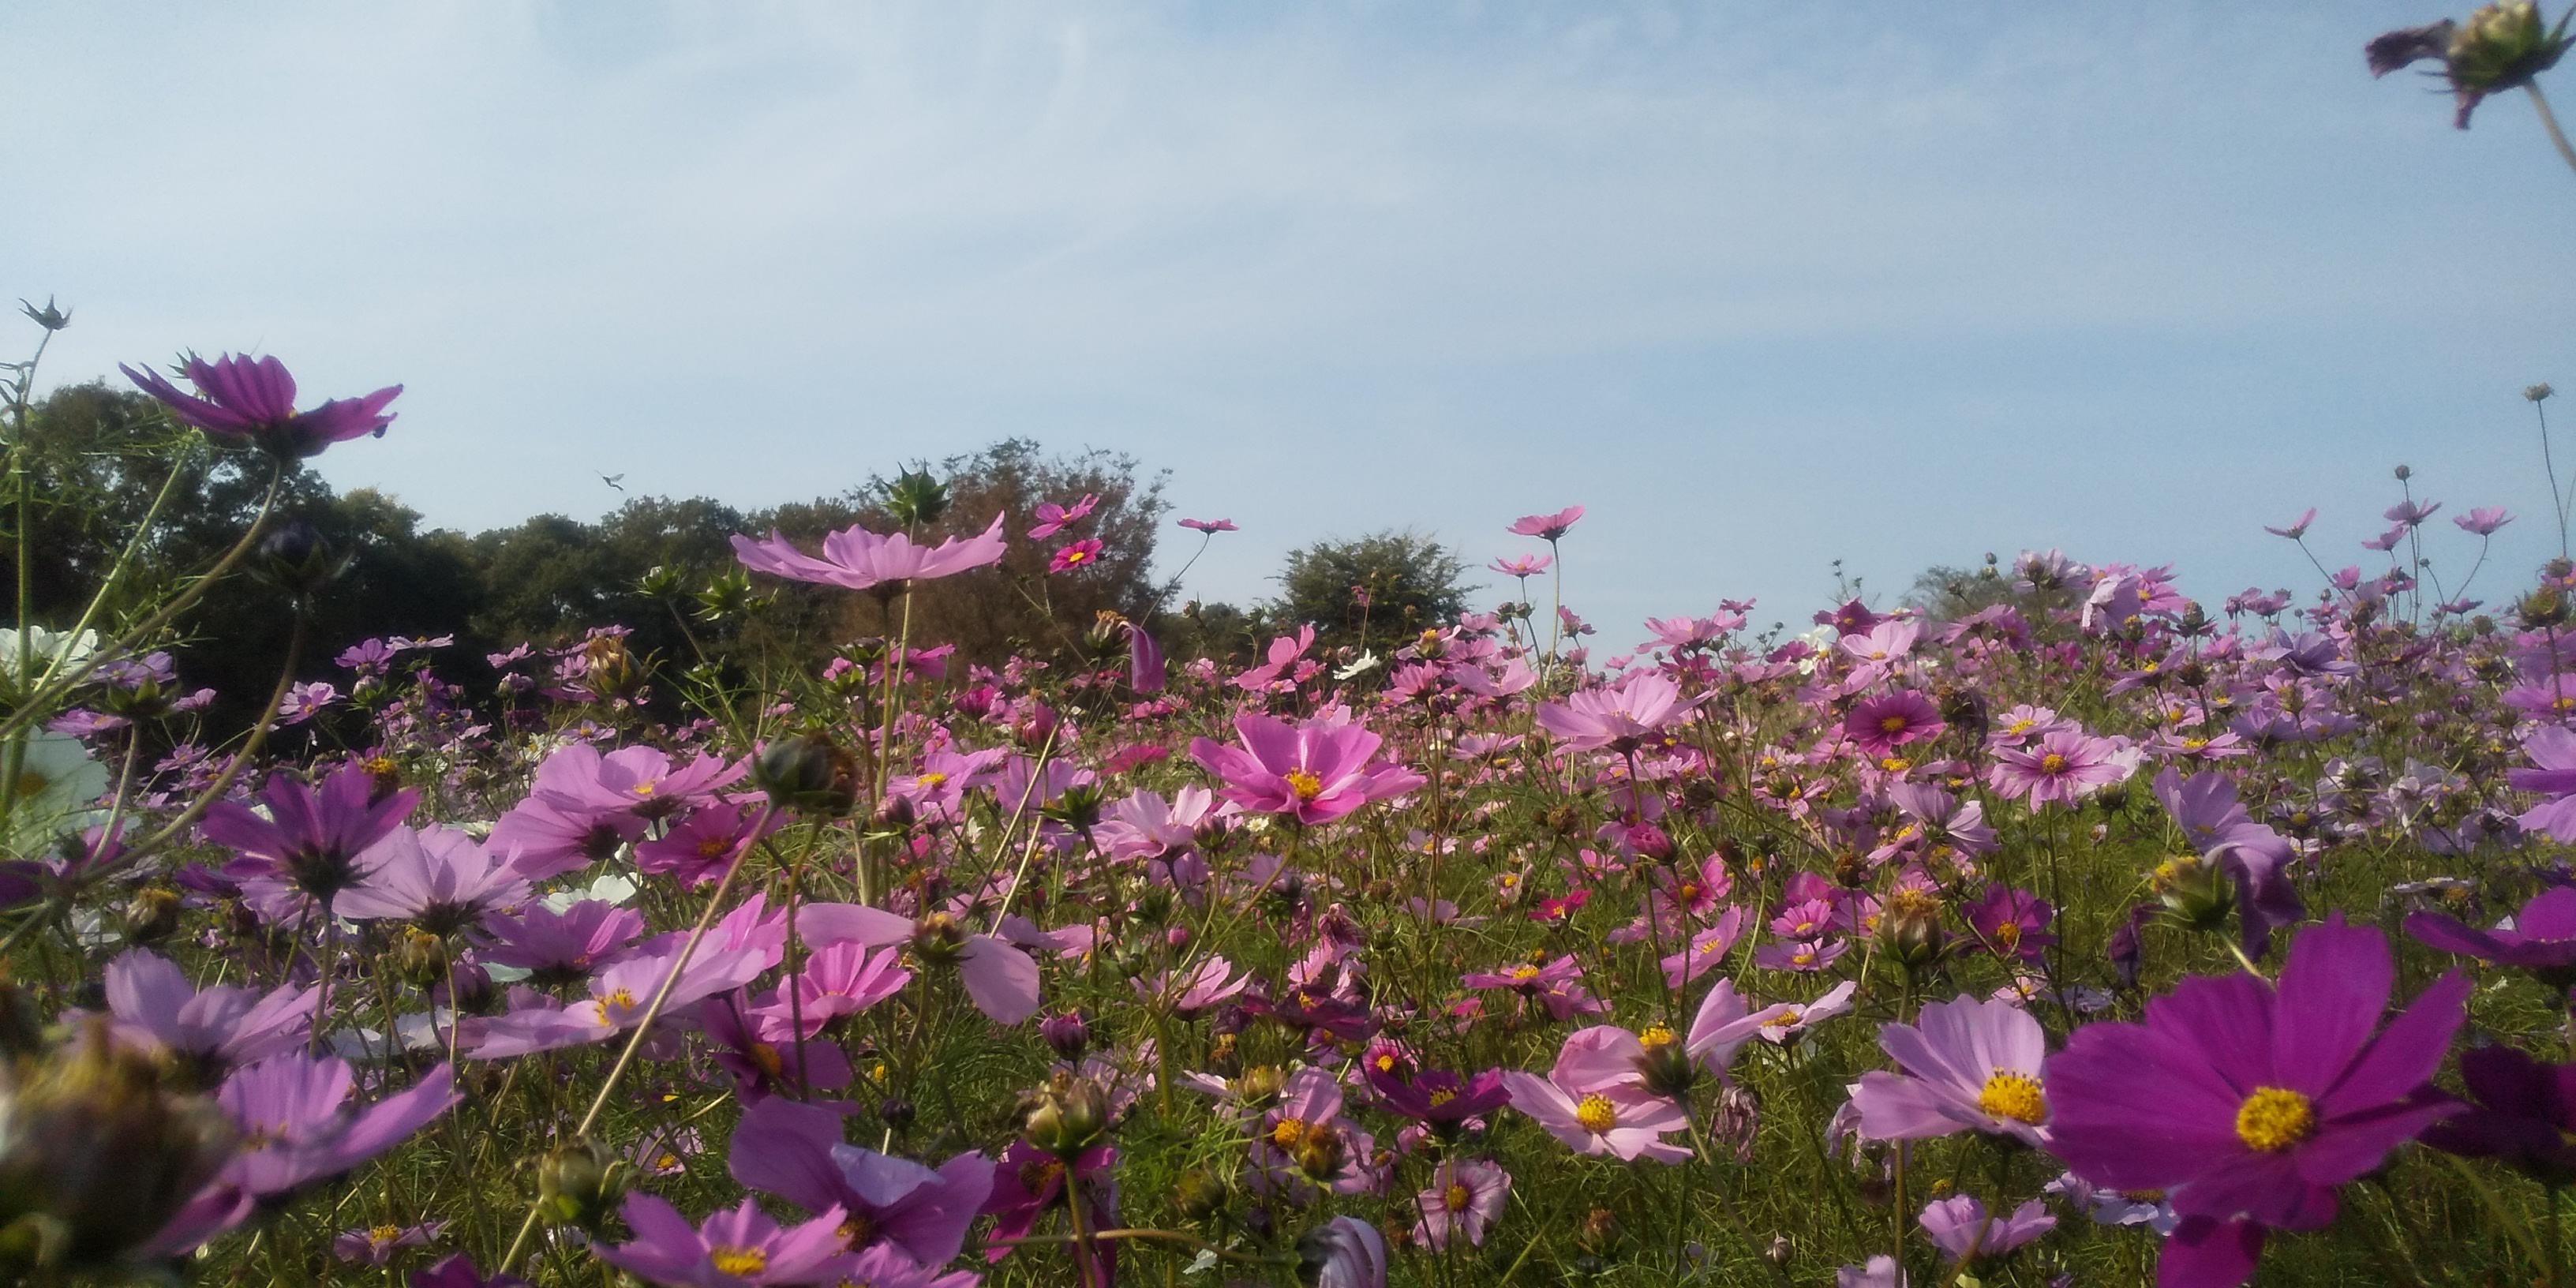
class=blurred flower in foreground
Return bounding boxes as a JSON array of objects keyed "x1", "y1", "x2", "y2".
[{"x1": 122, "y1": 353, "x2": 402, "y2": 459}]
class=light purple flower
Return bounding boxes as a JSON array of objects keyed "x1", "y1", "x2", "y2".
[
  {"x1": 1848, "y1": 994, "x2": 2051, "y2": 1148},
  {"x1": 122, "y1": 353, "x2": 402, "y2": 459},
  {"x1": 592, "y1": 1193, "x2": 849, "y2": 1287}
]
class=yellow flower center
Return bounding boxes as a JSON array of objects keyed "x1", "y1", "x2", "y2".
[
  {"x1": 2039, "y1": 753, "x2": 2069, "y2": 773},
  {"x1": 1879, "y1": 714, "x2": 1908, "y2": 734},
  {"x1": 2234, "y1": 1087, "x2": 2316, "y2": 1152},
  {"x1": 1444, "y1": 1182, "x2": 1473, "y2": 1212},
  {"x1": 1976, "y1": 1071, "x2": 2047, "y2": 1125},
  {"x1": 917, "y1": 771, "x2": 947, "y2": 788},
  {"x1": 1994, "y1": 923, "x2": 2021, "y2": 949},
  {"x1": 1507, "y1": 964, "x2": 1541, "y2": 983},
  {"x1": 1880, "y1": 757, "x2": 1911, "y2": 772},
  {"x1": 607, "y1": 988, "x2": 637, "y2": 1010},
  {"x1": 1284, "y1": 769, "x2": 1324, "y2": 802},
  {"x1": 1765, "y1": 1009, "x2": 1801, "y2": 1030},
  {"x1": 631, "y1": 782, "x2": 657, "y2": 796},
  {"x1": 748, "y1": 1042, "x2": 784, "y2": 1077},
  {"x1": 1638, "y1": 1024, "x2": 1676, "y2": 1050},
  {"x1": 1574, "y1": 1094, "x2": 1619, "y2": 1134},
  {"x1": 697, "y1": 836, "x2": 731, "y2": 858},
  {"x1": 1426, "y1": 1088, "x2": 1456, "y2": 1108},
  {"x1": 710, "y1": 1246, "x2": 769, "y2": 1276},
  {"x1": 369, "y1": 1225, "x2": 401, "y2": 1245},
  {"x1": 1271, "y1": 1117, "x2": 1315, "y2": 1150},
  {"x1": 656, "y1": 1151, "x2": 680, "y2": 1171}
]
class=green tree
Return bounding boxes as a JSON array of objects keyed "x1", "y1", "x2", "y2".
[{"x1": 1269, "y1": 529, "x2": 1473, "y2": 650}]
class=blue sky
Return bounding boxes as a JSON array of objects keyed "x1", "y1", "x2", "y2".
[{"x1": 8, "y1": 2, "x2": 2573, "y2": 645}]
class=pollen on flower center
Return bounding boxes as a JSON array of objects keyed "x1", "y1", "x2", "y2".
[
  {"x1": 1444, "y1": 1182, "x2": 1473, "y2": 1212},
  {"x1": 369, "y1": 1225, "x2": 401, "y2": 1245},
  {"x1": 2234, "y1": 1086, "x2": 2316, "y2": 1152},
  {"x1": 1574, "y1": 1093, "x2": 1619, "y2": 1134},
  {"x1": 1976, "y1": 1070, "x2": 2047, "y2": 1125},
  {"x1": 748, "y1": 1042, "x2": 784, "y2": 1077},
  {"x1": 1879, "y1": 714, "x2": 1908, "y2": 733},
  {"x1": 606, "y1": 988, "x2": 637, "y2": 1010},
  {"x1": 709, "y1": 1246, "x2": 769, "y2": 1276},
  {"x1": 1284, "y1": 769, "x2": 1324, "y2": 802},
  {"x1": 1271, "y1": 1117, "x2": 1314, "y2": 1150},
  {"x1": 1638, "y1": 1024, "x2": 1676, "y2": 1050},
  {"x1": 917, "y1": 771, "x2": 947, "y2": 788},
  {"x1": 2039, "y1": 753, "x2": 2069, "y2": 773}
]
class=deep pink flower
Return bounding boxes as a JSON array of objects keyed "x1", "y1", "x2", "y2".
[
  {"x1": 2046, "y1": 918, "x2": 2468, "y2": 1288},
  {"x1": 1048, "y1": 539, "x2": 1104, "y2": 574},
  {"x1": 1028, "y1": 493, "x2": 1099, "y2": 539},
  {"x1": 1845, "y1": 691, "x2": 1945, "y2": 759},
  {"x1": 122, "y1": 353, "x2": 401, "y2": 459},
  {"x1": 1188, "y1": 713, "x2": 1425, "y2": 826},
  {"x1": 799, "y1": 904, "x2": 1042, "y2": 1026},
  {"x1": 728, "y1": 1098, "x2": 993, "y2": 1267}
]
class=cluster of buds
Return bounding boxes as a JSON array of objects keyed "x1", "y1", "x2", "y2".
[
  {"x1": 1018, "y1": 1069, "x2": 1114, "y2": 1159},
  {"x1": 536, "y1": 1136, "x2": 634, "y2": 1234}
]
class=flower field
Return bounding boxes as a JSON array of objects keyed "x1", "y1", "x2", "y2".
[{"x1": 4, "y1": 324, "x2": 2576, "y2": 1288}]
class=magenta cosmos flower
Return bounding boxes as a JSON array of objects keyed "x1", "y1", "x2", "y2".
[
  {"x1": 1028, "y1": 493, "x2": 1098, "y2": 539},
  {"x1": 1507, "y1": 505, "x2": 1584, "y2": 541},
  {"x1": 1188, "y1": 713, "x2": 1425, "y2": 826},
  {"x1": 2045, "y1": 918, "x2": 2468, "y2": 1288},
  {"x1": 1047, "y1": 539, "x2": 1103, "y2": 575},
  {"x1": 200, "y1": 763, "x2": 418, "y2": 909},
  {"x1": 728, "y1": 1097, "x2": 994, "y2": 1267},
  {"x1": 122, "y1": 353, "x2": 402, "y2": 459},
  {"x1": 730, "y1": 514, "x2": 1008, "y2": 592},
  {"x1": 1848, "y1": 994, "x2": 2051, "y2": 1148},
  {"x1": 1533, "y1": 671, "x2": 1696, "y2": 754},
  {"x1": 2406, "y1": 884, "x2": 2576, "y2": 976},
  {"x1": 593, "y1": 1193, "x2": 849, "y2": 1288},
  {"x1": 1845, "y1": 690, "x2": 1945, "y2": 760}
]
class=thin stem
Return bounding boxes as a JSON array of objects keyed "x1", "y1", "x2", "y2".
[
  {"x1": 2543, "y1": 395, "x2": 2574, "y2": 563},
  {"x1": 2532, "y1": 84, "x2": 2576, "y2": 180}
]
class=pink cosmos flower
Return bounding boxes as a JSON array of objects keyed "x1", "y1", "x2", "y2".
[
  {"x1": 1848, "y1": 994, "x2": 2052, "y2": 1148},
  {"x1": 1500, "y1": 1027, "x2": 1690, "y2": 1163},
  {"x1": 1489, "y1": 553, "x2": 1552, "y2": 577},
  {"x1": 1686, "y1": 977, "x2": 1800, "y2": 1078},
  {"x1": 331, "y1": 825, "x2": 531, "y2": 933},
  {"x1": 1919, "y1": 1195, "x2": 2054, "y2": 1264},
  {"x1": 1048, "y1": 539, "x2": 1104, "y2": 574},
  {"x1": 1986, "y1": 728, "x2": 2131, "y2": 807},
  {"x1": 1845, "y1": 691, "x2": 1945, "y2": 759},
  {"x1": 799, "y1": 904, "x2": 1042, "y2": 1026},
  {"x1": 2263, "y1": 508, "x2": 2317, "y2": 540},
  {"x1": 731, "y1": 514, "x2": 1009, "y2": 592},
  {"x1": 1533, "y1": 671, "x2": 1696, "y2": 754},
  {"x1": 1178, "y1": 517, "x2": 1237, "y2": 533},
  {"x1": 1188, "y1": 713, "x2": 1425, "y2": 826},
  {"x1": 592, "y1": 1193, "x2": 849, "y2": 1287},
  {"x1": 1413, "y1": 1159, "x2": 1509, "y2": 1250},
  {"x1": 1028, "y1": 493, "x2": 1099, "y2": 539},
  {"x1": 105, "y1": 949, "x2": 320, "y2": 1075},
  {"x1": 2454, "y1": 506, "x2": 2514, "y2": 535},
  {"x1": 1507, "y1": 505, "x2": 1584, "y2": 541}
]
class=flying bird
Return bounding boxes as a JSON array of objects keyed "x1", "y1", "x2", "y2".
[{"x1": 600, "y1": 473, "x2": 626, "y2": 492}]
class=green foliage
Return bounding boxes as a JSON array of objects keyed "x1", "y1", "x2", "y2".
[{"x1": 1268, "y1": 528, "x2": 1473, "y2": 648}]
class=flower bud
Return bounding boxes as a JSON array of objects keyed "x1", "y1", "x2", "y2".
[
  {"x1": 536, "y1": 1136, "x2": 631, "y2": 1233},
  {"x1": 1020, "y1": 1071, "x2": 1113, "y2": 1159},
  {"x1": 1631, "y1": 1024, "x2": 1699, "y2": 1099},
  {"x1": 882, "y1": 468, "x2": 951, "y2": 528},
  {"x1": 2151, "y1": 854, "x2": 2233, "y2": 935},
  {"x1": 0, "y1": 1023, "x2": 231, "y2": 1276},
  {"x1": 253, "y1": 519, "x2": 350, "y2": 601},
  {"x1": 1039, "y1": 1011, "x2": 1091, "y2": 1062},
  {"x1": 1876, "y1": 889, "x2": 1949, "y2": 975},
  {"x1": 387, "y1": 929, "x2": 451, "y2": 990},
  {"x1": 1174, "y1": 1168, "x2": 1229, "y2": 1220},
  {"x1": 118, "y1": 888, "x2": 183, "y2": 948},
  {"x1": 753, "y1": 732, "x2": 860, "y2": 817}
]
